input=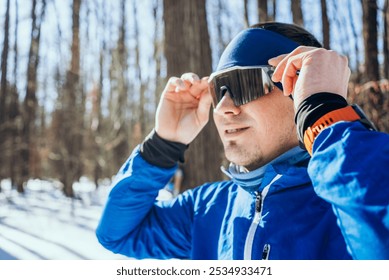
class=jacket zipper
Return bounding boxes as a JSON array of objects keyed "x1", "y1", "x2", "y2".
[
  {"x1": 262, "y1": 243, "x2": 271, "y2": 260},
  {"x1": 243, "y1": 174, "x2": 282, "y2": 260}
]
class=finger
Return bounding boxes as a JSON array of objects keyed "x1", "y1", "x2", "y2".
[
  {"x1": 271, "y1": 46, "x2": 317, "y2": 82},
  {"x1": 188, "y1": 76, "x2": 210, "y2": 98},
  {"x1": 271, "y1": 54, "x2": 291, "y2": 83},
  {"x1": 180, "y1": 73, "x2": 200, "y2": 90},
  {"x1": 281, "y1": 53, "x2": 304, "y2": 95},
  {"x1": 174, "y1": 78, "x2": 190, "y2": 93},
  {"x1": 177, "y1": 73, "x2": 203, "y2": 96},
  {"x1": 196, "y1": 89, "x2": 212, "y2": 124},
  {"x1": 181, "y1": 72, "x2": 200, "y2": 83},
  {"x1": 164, "y1": 77, "x2": 187, "y2": 93},
  {"x1": 268, "y1": 53, "x2": 288, "y2": 67}
]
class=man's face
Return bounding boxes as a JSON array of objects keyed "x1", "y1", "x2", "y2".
[{"x1": 213, "y1": 87, "x2": 298, "y2": 170}]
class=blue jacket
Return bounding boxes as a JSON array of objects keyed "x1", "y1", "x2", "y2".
[{"x1": 96, "y1": 121, "x2": 389, "y2": 259}]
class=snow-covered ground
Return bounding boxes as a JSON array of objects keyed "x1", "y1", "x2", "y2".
[{"x1": 0, "y1": 177, "x2": 130, "y2": 260}]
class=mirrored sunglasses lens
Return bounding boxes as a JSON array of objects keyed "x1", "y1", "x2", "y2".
[{"x1": 209, "y1": 67, "x2": 274, "y2": 107}]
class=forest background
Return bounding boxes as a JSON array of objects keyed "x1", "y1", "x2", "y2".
[{"x1": 0, "y1": 0, "x2": 388, "y2": 197}]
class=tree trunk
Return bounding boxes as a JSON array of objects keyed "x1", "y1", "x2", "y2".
[
  {"x1": 10, "y1": 0, "x2": 21, "y2": 189},
  {"x1": 163, "y1": 0, "x2": 224, "y2": 191},
  {"x1": 383, "y1": 0, "x2": 389, "y2": 79},
  {"x1": 244, "y1": 0, "x2": 250, "y2": 27},
  {"x1": 0, "y1": 0, "x2": 11, "y2": 189},
  {"x1": 0, "y1": 0, "x2": 10, "y2": 126},
  {"x1": 257, "y1": 0, "x2": 269, "y2": 22},
  {"x1": 348, "y1": 0, "x2": 362, "y2": 82},
  {"x1": 90, "y1": 2, "x2": 106, "y2": 189},
  {"x1": 152, "y1": 0, "x2": 164, "y2": 113},
  {"x1": 272, "y1": 0, "x2": 277, "y2": 21},
  {"x1": 60, "y1": 0, "x2": 82, "y2": 197},
  {"x1": 104, "y1": 0, "x2": 131, "y2": 176},
  {"x1": 354, "y1": 0, "x2": 386, "y2": 134},
  {"x1": 291, "y1": 0, "x2": 304, "y2": 26},
  {"x1": 133, "y1": 2, "x2": 147, "y2": 139},
  {"x1": 321, "y1": 0, "x2": 330, "y2": 49},
  {"x1": 20, "y1": 0, "x2": 46, "y2": 192},
  {"x1": 362, "y1": 0, "x2": 379, "y2": 82}
]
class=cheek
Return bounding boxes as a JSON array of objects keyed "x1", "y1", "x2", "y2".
[{"x1": 213, "y1": 118, "x2": 224, "y2": 136}]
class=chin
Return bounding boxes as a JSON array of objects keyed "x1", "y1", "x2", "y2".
[{"x1": 225, "y1": 146, "x2": 269, "y2": 171}]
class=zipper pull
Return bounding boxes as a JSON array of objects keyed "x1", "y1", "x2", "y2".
[
  {"x1": 255, "y1": 191, "x2": 262, "y2": 213},
  {"x1": 252, "y1": 191, "x2": 262, "y2": 224},
  {"x1": 262, "y1": 244, "x2": 271, "y2": 260}
]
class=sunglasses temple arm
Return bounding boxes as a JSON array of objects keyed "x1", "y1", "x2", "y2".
[{"x1": 288, "y1": 70, "x2": 300, "y2": 100}]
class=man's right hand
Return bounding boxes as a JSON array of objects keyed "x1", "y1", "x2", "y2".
[{"x1": 155, "y1": 73, "x2": 212, "y2": 145}]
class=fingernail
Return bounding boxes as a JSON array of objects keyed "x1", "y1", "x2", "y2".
[
  {"x1": 177, "y1": 79, "x2": 185, "y2": 89},
  {"x1": 191, "y1": 75, "x2": 200, "y2": 82}
]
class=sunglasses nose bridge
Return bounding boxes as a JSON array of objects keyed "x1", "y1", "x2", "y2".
[
  {"x1": 219, "y1": 85, "x2": 241, "y2": 107},
  {"x1": 220, "y1": 85, "x2": 233, "y2": 98},
  {"x1": 213, "y1": 87, "x2": 241, "y2": 114}
]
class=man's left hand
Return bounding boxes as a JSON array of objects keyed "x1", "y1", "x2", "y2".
[{"x1": 268, "y1": 46, "x2": 350, "y2": 109}]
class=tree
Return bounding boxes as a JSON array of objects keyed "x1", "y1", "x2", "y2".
[
  {"x1": 271, "y1": 0, "x2": 276, "y2": 20},
  {"x1": 244, "y1": 0, "x2": 250, "y2": 27},
  {"x1": 20, "y1": 0, "x2": 46, "y2": 192},
  {"x1": 257, "y1": 0, "x2": 270, "y2": 22},
  {"x1": 106, "y1": 0, "x2": 131, "y2": 175},
  {"x1": 291, "y1": 0, "x2": 304, "y2": 26},
  {"x1": 9, "y1": 0, "x2": 21, "y2": 189},
  {"x1": 0, "y1": 0, "x2": 10, "y2": 127},
  {"x1": 152, "y1": 0, "x2": 164, "y2": 113},
  {"x1": 88, "y1": 0, "x2": 106, "y2": 187},
  {"x1": 383, "y1": 0, "x2": 389, "y2": 79},
  {"x1": 349, "y1": 0, "x2": 387, "y2": 133},
  {"x1": 51, "y1": 0, "x2": 82, "y2": 197},
  {"x1": 320, "y1": 0, "x2": 330, "y2": 49},
  {"x1": 0, "y1": 0, "x2": 11, "y2": 186},
  {"x1": 133, "y1": 1, "x2": 147, "y2": 139},
  {"x1": 163, "y1": 0, "x2": 224, "y2": 191},
  {"x1": 362, "y1": 0, "x2": 379, "y2": 82},
  {"x1": 347, "y1": 0, "x2": 362, "y2": 82}
]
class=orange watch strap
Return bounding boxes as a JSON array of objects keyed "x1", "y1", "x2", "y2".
[{"x1": 303, "y1": 106, "x2": 361, "y2": 155}]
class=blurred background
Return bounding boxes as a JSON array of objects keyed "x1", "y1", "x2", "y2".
[{"x1": 0, "y1": 0, "x2": 388, "y2": 259}]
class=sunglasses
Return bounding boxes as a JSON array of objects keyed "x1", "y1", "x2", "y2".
[{"x1": 208, "y1": 65, "x2": 276, "y2": 107}]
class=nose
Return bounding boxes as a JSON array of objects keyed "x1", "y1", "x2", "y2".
[{"x1": 213, "y1": 91, "x2": 241, "y2": 116}]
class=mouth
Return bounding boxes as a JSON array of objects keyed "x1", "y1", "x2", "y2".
[
  {"x1": 224, "y1": 127, "x2": 249, "y2": 136},
  {"x1": 226, "y1": 127, "x2": 247, "y2": 133}
]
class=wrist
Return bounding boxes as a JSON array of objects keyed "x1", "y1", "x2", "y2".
[
  {"x1": 295, "y1": 93, "x2": 348, "y2": 146},
  {"x1": 295, "y1": 94, "x2": 377, "y2": 155},
  {"x1": 140, "y1": 129, "x2": 189, "y2": 168}
]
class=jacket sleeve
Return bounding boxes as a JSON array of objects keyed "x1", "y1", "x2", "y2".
[
  {"x1": 308, "y1": 121, "x2": 389, "y2": 259},
  {"x1": 95, "y1": 146, "x2": 194, "y2": 259}
]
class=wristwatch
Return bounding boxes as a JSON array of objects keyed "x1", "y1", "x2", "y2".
[{"x1": 303, "y1": 104, "x2": 377, "y2": 155}]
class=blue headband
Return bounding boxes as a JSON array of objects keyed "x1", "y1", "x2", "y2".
[{"x1": 217, "y1": 28, "x2": 299, "y2": 71}]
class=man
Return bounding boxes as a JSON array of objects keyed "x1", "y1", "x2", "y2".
[{"x1": 96, "y1": 22, "x2": 389, "y2": 259}]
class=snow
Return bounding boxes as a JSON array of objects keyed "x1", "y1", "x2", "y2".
[{"x1": 0, "y1": 177, "x2": 129, "y2": 260}]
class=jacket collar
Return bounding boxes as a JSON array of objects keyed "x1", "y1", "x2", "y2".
[{"x1": 222, "y1": 146, "x2": 311, "y2": 192}]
